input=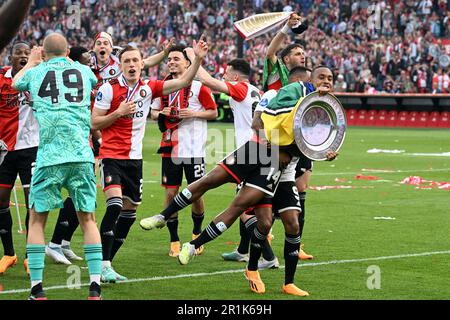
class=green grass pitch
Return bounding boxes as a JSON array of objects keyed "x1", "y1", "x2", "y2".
[{"x1": 1, "y1": 123, "x2": 449, "y2": 300}]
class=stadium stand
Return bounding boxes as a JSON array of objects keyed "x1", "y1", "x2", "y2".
[
  {"x1": 0, "y1": 0, "x2": 448, "y2": 127},
  {"x1": 0, "y1": 0, "x2": 448, "y2": 92}
]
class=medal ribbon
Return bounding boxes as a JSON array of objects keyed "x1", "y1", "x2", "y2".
[{"x1": 122, "y1": 75, "x2": 141, "y2": 102}]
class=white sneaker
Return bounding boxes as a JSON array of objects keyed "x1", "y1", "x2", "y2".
[
  {"x1": 178, "y1": 242, "x2": 196, "y2": 265},
  {"x1": 139, "y1": 214, "x2": 166, "y2": 230},
  {"x1": 61, "y1": 246, "x2": 83, "y2": 261},
  {"x1": 221, "y1": 249, "x2": 249, "y2": 262},
  {"x1": 258, "y1": 257, "x2": 280, "y2": 270},
  {"x1": 112, "y1": 268, "x2": 128, "y2": 281},
  {"x1": 45, "y1": 245, "x2": 72, "y2": 265}
]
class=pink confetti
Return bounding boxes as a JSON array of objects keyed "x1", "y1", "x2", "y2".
[
  {"x1": 438, "y1": 183, "x2": 450, "y2": 190},
  {"x1": 355, "y1": 174, "x2": 381, "y2": 180},
  {"x1": 401, "y1": 176, "x2": 450, "y2": 190},
  {"x1": 401, "y1": 176, "x2": 426, "y2": 185}
]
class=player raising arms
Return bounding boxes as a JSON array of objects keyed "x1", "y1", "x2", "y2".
[
  {"x1": 0, "y1": 41, "x2": 36, "y2": 276},
  {"x1": 13, "y1": 33, "x2": 103, "y2": 300},
  {"x1": 91, "y1": 37, "x2": 209, "y2": 283},
  {"x1": 92, "y1": 31, "x2": 175, "y2": 84},
  {"x1": 263, "y1": 13, "x2": 319, "y2": 261},
  {"x1": 151, "y1": 45, "x2": 217, "y2": 258}
]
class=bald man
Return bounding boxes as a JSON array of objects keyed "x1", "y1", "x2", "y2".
[
  {"x1": 0, "y1": 0, "x2": 32, "y2": 53},
  {"x1": 12, "y1": 33, "x2": 103, "y2": 300}
]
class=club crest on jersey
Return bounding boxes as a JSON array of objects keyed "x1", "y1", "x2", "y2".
[
  {"x1": 96, "y1": 92, "x2": 103, "y2": 101},
  {"x1": 140, "y1": 89, "x2": 147, "y2": 98},
  {"x1": 105, "y1": 176, "x2": 112, "y2": 184},
  {"x1": 109, "y1": 69, "x2": 116, "y2": 76}
]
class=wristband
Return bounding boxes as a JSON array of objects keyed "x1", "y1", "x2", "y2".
[{"x1": 280, "y1": 23, "x2": 290, "y2": 35}]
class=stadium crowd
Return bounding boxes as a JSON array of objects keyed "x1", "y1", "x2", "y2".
[{"x1": 2, "y1": 0, "x2": 450, "y2": 93}]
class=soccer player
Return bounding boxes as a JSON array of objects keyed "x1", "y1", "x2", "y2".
[
  {"x1": 263, "y1": 13, "x2": 305, "y2": 91},
  {"x1": 91, "y1": 38, "x2": 209, "y2": 283},
  {"x1": 151, "y1": 45, "x2": 217, "y2": 257},
  {"x1": 45, "y1": 46, "x2": 94, "y2": 265},
  {"x1": 44, "y1": 33, "x2": 121, "y2": 264},
  {"x1": 0, "y1": 0, "x2": 32, "y2": 53},
  {"x1": 91, "y1": 32, "x2": 121, "y2": 83},
  {"x1": 263, "y1": 15, "x2": 318, "y2": 260},
  {"x1": 169, "y1": 67, "x2": 336, "y2": 296},
  {"x1": 13, "y1": 33, "x2": 103, "y2": 300},
  {"x1": 0, "y1": 41, "x2": 36, "y2": 275},
  {"x1": 240, "y1": 66, "x2": 330, "y2": 296},
  {"x1": 92, "y1": 32, "x2": 175, "y2": 84},
  {"x1": 222, "y1": 66, "x2": 313, "y2": 267},
  {"x1": 195, "y1": 58, "x2": 261, "y2": 149}
]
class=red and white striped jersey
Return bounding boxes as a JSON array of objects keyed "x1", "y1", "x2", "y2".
[
  {"x1": 0, "y1": 67, "x2": 39, "y2": 151},
  {"x1": 151, "y1": 80, "x2": 217, "y2": 158},
  {"x1": 94, "y1": 75, "x2": 164, "y2": 159},
  {"x1": 225, "y1": 81, "x2": 262, "y2": 148},
  {"x1": 92, "y1": 54, "x2": 121, "y2": 84}
]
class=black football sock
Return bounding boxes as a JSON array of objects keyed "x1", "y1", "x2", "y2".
[
  {"x1": 284, "y1": 233, "x2": 301, "y2": 285},
  {"x1": 191, "y1": 212, "x2": 204, "y2": 236},
  {"x1": 0, "y1": 207, "x2": 14, "y2": 256},
  {"x1": 110, "y1": 210, "x2": 136, "y2": 261},
  {"x1": 236, "y1": 218, "x2": 252, "y2": 255},
  {"x1": 299, "y1": 192, "x2": 306, "y2": 238},
  {"x1": 191, "y1": 221, "x2": 227, "y2": 249},
  {"x1": 63, "y1": 198, "x2": 79, "y2": 242},
  {"x1": 166, "y1": 217, "x2": 180, "y2": 242},
  {"x1": 51, "y1": 197, "x2": 76, "y2": 245},
  {"x1": 248, "y1": 226, "x2": 268, "y2": 271},
  {"x1": 160, "y1": 189, "x2": 192, "y2": 220},
  {"x1": 100, "y1": 197, "x2": 123, "y2": 261}
]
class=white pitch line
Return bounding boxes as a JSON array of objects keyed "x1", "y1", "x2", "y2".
[{"x1": 2, "y1": 250, "x2": 450, "y2": 295}]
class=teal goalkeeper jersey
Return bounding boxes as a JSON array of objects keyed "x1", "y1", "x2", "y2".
[{"x1": 15, "y1": 57, "x2": 97, "y2": 168}]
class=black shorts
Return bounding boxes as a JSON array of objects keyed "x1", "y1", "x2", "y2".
[
  {"x1": 161, "y1": 157, "x2": 205, "y2": 188},
  {"x1": 99, "y1": 158, "x2": 143, "y2": 204},
  {"x1": 295, "y1": 154, "x2": 313, "y2": 179},
  {"x1": 0, "y1": 147, "x2": 37, "y2": 189},
  {"x1": 272, "y1": 181, "x2": 301, "y2": 217},
  {"x1": 220, "y1": 139, "x2": 282, "y2": 197},
  {"x1": 242, "y1": 181, "x2": 300, "y2": 216}
]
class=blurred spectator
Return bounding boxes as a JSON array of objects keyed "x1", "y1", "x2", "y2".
[
  {"x1": 432, "y1": 68, "x2": 450, "y2": 93},
  {"x1": 334, "y1": 74, "x2": 348, "y2": 92}
]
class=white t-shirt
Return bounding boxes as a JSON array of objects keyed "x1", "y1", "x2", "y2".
[{"x1": 225, "y1": 81, "x2": 262, "y2": 148}]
